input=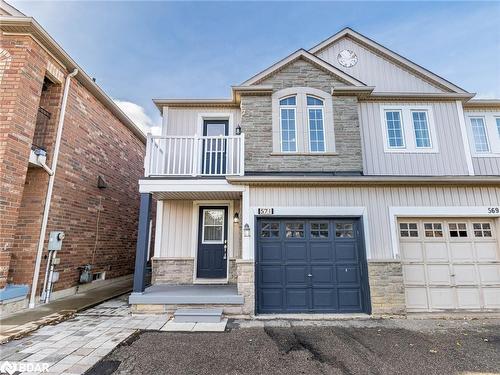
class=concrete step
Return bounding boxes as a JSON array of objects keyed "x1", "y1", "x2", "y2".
[{"x1": 174, "y1": 308, "x2": 223, "y2": 323}]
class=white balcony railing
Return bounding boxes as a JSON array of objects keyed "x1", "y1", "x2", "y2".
[{"x1": 145, "y1": 134, "x2": 245, "y2": 177}]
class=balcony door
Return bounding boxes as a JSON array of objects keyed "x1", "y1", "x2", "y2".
[{"x1": 202, "y1": 120, "x2": 228, "y2": 175}]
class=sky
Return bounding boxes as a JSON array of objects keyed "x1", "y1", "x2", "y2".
[{"x1": 9, "y1": 0, "x2": 500, "y2": 135}]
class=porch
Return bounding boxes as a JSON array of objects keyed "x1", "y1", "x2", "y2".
[{"x1": 129, "y1": 284, "x2": 244, "y2": 305}]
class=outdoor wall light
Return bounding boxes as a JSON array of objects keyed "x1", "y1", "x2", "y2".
[
  {"x1": 243, "y1": 223, "x2": 251, "y2": 237},
  {"x1": 235, "y1": 124, "x2": 242, "y2": 135},
  {"x1": 233, "y1": 212, "x2": 240, "y2": 224}
]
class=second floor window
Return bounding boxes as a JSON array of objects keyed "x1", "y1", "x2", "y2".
[
  {"x1": 470, "y1": 117, "x2": 489, "y2": 153},
  {"x1": 466, "y1": 114, "x2": 500, "y2": 156},
  {"x1": 280, "y1": 96, "x2": 297, "y2": 152},
  {"x1": 381, "y1": 105, "x2": 437, "y2": 153},
  {"x1": 307, "y1": 96, "x2": 325, "y2": 152},
  {"x1": 272, "y1": 87, "x2": 335, "y2": 154},
  {"x1": 385, "y1": 111, "x2": 404, "y2": 148}
]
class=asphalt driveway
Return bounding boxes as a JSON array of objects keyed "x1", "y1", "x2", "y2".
[{"x1": 87, "y1": 319, "x2": 500, "y2": 375}]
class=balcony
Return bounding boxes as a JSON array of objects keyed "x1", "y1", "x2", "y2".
[{"x1": 145, "y1": 134, "x2": 244, "y2": 177}]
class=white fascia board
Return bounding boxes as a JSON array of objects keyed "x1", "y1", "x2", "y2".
[
  {"x1": 139, "y1": 178, "x2": 246, "y2": 193},
  {"x1": 309, "y1": 28, "x2": 468, "y2": 94}
]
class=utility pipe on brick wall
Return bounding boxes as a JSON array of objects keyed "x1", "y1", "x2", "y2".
[{"x1": 29, "y1": 68, "x2": 78, "y2": 309}]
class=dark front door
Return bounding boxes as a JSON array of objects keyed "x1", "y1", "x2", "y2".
[
  {"x1": 256, "y1": 218, "x2": 370, "y2": 314},
  {"x1": 202, "y1": 120, "x2": 228, "y2": 175},
  {"x1": 197, "y1": 206, "x2": 228, "y2": 278}
]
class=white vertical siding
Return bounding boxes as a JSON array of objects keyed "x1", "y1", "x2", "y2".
[
  {"x1": 158, "y1": 199, "x2": 241, "y2": 259},
  {"x1": 166, "y1": 107, "x2": 241, "y2": 136},
  {"x1": 359, "y1": 101, "x2": 469, "y2": 175},
  {"x1": 249, "y1": 186, "x2": 500, "y2": 260},
  {"x1": 315, "y1": 37, "x2": 445, "y2": 93}
]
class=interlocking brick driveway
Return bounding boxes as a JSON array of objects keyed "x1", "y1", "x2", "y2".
[{"x1": 0, "y1": 296, "x2": 166, "y2": 374}]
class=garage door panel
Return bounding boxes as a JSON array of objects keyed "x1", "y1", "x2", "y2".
[
  {"x1": 429, "y1": 288, "x2": 454, "y2": 309},
  {"x1": 260, "y1": 265, "x2": 282, "y2": 285},
  {"x1": 424, "y1": 243, "x2": 449, "y2": 262},
  {"x1": 260, "y1": 243, "x2": 282, "y2": 262},
  {"x1": 405, "y1": 288, "x2": 428, "y2": 310},
  {"x1": 478, "y1": 264, "x2": 500, "y2": 284},
  {"x1": 453, "y1": 265, "x2": 478, "y2": 285},
  {"x1": 286, "y1": 266, "x2": 308, "y2": 284},
  {"x1": 310, "y1": 243, "x2": 333, "y2": 261},
  {"x1": 336, "y1": 266, "x2": 360, "y2": 284},
  {"x1": 335, "y1": 243, "x2": 359, "y2": 262},
  {"x1": 310, "y1": 266, "x2": 335, "y2": 285},
  {"x1": 312, "y1": 289, "x2": 338, "y2": 310},
  {"x1": 285, "y1": 243, "x2": 307, "y2": 262},
  {"x1": 476, "y1": 243, "x2": 499, "y2": 261},
  {"x1": 259, "y1": 289, "x2": 283, "y2": 311},
  {"x1": 427, "y1": 265, "x2": 451, "y2": 284},
  {"x1": 456, "y1": 288, "x2": 481, "y2": 309},
  {"x1": 403, "y1": 264, "x2": 426, "y2": 285},
  {"x1": 285, "y1": 289, "x2": 309, "y2": 310},
  {"x1": 483, "y1": 287, "x2": 500, "y2": 308},
  {"x1": 449, "y1": 243, "x2": 474, "y2": 262},
  {"x1": 338, "y1": 289, "x2": 362, "y2": 311},
  {"x1": 400, "y1": 243, "x2": 424, "y2": 262}
]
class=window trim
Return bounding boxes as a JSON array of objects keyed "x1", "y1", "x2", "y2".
[
  {"x1": 272, "y1": 87, "x2": 335, "y2": 154},
  {"x1": 306, "y1": 96, "x2": 326, "y2": 153},
  {"x1": 411, "y1": 110, "x2": 433, "y2": 149},
  {"x1": 380, "y1": 105, "x2": 438, "y2": 153},
  {"x1": 384, "y1": 109, "x2": 406, "y2": 149},
  {"x1": 465, "y1": 112, "x2": 500, "y2": 157},
  {"x1": 279, "y1": 99, "x2": 297, "y2": 152}
]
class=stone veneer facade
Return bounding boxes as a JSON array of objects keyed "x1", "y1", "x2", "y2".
[
  {"x1": 152, "y1": 259, "x2": 238, "y2": 284},
  {"x1": 240, "y1": 58, "x2": 363, "y2": 173},
  {"x1": 367, "y1": 261, "x2": 406, "y2": 315}
]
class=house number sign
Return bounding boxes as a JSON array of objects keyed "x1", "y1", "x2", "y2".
[
  {"x1": 258, "y1": 208, "x2": 274, "y2": 215},
  {"x1": 487, "y1": 207, "x2": 499, "y2": 214}
]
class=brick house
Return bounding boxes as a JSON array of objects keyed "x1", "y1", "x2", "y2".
[
  {"x1": 0, "y1": 2, "x2": 147, "y2": 314},
  {"x1": 130, "y1": 28, "x2": 500, "y2": 318}
]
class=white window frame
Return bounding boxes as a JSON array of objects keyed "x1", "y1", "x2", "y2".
[
  {"x1": 201, "y1": 208, "x2": 225, "y2": 244},
  {"x1": 306, "y1": 96, "x2": 326, "y2": 153},
  {"x1": 380, "y1": 105, "x2": 438, "y2": 153},
  {"x1": 383, "y1": 109, "x2": 406, "y2": 149},
  {"x1": 272, "y1": 87, "x2": 335, "y2": 154},
  {"x1": 410, "y1": 110, "x2": 433, "y2": 149},
  {"x1": 465, "y1": 112, "x2": 500, "y2": 157},
  {"x1": 279, "y1": 96, "x2": 297, "y2": 152}
]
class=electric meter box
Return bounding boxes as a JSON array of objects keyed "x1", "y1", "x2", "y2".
[{"x1": 48, "y1": 231, "x2": 65, "y2": 251}]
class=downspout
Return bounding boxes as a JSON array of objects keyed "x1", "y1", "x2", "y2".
[{"x1": 28, "y1": 68, "x2": 78, "y2": 308}]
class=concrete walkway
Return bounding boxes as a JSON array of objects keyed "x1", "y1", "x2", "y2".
[{"x1": 0, "y1": 278, "x2": 133, "y2": 343}]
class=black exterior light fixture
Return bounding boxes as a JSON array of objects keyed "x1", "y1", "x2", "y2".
[{"x1": 235, "y1": 124, "x2": 242, "y2": 135}]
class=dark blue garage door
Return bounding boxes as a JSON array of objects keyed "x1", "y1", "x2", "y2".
[{"x1": 256, "y1": 218, "x2": 370, "y2": 314}]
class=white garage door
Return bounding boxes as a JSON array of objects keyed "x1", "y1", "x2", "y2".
[{"x1": 399, "y1": 218, "x2": 500, "y2": 312}]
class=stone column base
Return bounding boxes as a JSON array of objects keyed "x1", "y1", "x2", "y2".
[{"x1": 368, "y1": 260, "x2": 406, "y2": 315}]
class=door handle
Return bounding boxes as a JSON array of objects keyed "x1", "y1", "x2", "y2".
[
  {"x1": 223, "y1": 240, "x2": 227, "y2": 260},
  {"x1": 307, "y1": 274, "x2": 313, "y2": 277}
]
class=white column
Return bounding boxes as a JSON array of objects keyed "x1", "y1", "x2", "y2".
[
  {"x1": 241, "y1": 185, "x2": 253, "y2": 260},
  {"x1": 153, "y1": 200, "x2": 164, "y2": 258}
]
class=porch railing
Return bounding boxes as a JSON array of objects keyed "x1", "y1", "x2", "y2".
[{"x1": 145, "y1": 134, "x2": 245, "y2": 177}]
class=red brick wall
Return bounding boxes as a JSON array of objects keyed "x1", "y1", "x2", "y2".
[
  {"x1": 1, "y1": 32, "x2": 145, "y2": 294},
  {"x1": 0, "y1": 35, "x2": 47, "y2": 288}
]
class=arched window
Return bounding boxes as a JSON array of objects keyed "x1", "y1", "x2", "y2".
[
  {"x1": 279, "y1": 96, "x2": 297, "y2": 152},
  {"x1": 307, "y1": 96, "x2": 325, "y2": 152}
]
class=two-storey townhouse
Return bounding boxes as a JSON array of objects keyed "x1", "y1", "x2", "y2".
[
  {"x1": 130, "y1": 28, "x2": 500, "y2": 318},
  {"x1": 0, "y1": 2, "x2": 147, "y2": 314}
]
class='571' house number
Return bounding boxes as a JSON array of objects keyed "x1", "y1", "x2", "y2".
[{"x1": 258, "y1": 208, "x2": 274, "y2": 215}]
